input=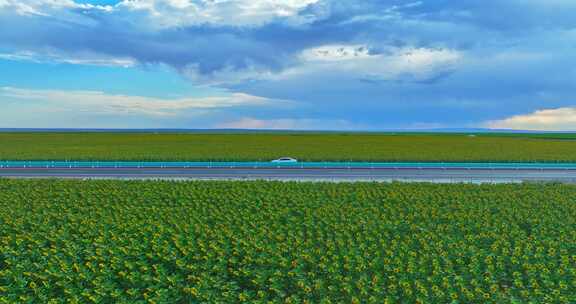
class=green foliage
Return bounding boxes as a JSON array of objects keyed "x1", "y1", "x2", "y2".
[
  {"x1": 1, "y1": 179, "x2": 576, "y2": 303},
  {"x1": 1, "y1": 132, "x2": 576, "y2": 162}
]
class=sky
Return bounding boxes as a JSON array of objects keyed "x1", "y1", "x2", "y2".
[{"x1": 0, "y1": 0, "x2": 575, "y2": 130}]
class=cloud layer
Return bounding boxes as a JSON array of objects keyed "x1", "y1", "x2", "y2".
[
  {"x1": 488, "y1": 108, "x2": 576, "y2": 131},
  {"x1": 0, "y1": 86, "x2": 271, "y2": 116},
  {"x1": 1, "y1": 0, "x2": 575, "y2": 129}
]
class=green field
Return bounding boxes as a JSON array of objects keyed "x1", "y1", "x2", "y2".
[
  {"x1": 1, "y1": 179, "x2": 575, "y2": 303},
  {"x1": 1, "y1": 132, "x2": 576, "y2": 162}
]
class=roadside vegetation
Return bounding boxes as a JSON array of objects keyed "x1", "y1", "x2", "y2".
[
  {"x1": 1, "y1": 132, "x2": 576, "y2": 162},
  {"x1": 1, "y1": 179, "x2": 575, "y2": 303}
]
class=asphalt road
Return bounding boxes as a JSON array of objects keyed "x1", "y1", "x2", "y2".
[{"x1": 1, "y1": 167, "x2": 576, "y2": 183}]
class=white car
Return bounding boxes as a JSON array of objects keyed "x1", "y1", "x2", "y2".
[{"x1": 271, "y1": 157, "x2": 298, "y2": 163}]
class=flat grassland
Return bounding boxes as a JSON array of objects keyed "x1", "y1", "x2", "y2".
[
  {"x1": 1, "y1": 179, "x2": 575, "y2": 303},
  {"x1": 1, "y1": 132, "x2": 576, "y2": 162}
]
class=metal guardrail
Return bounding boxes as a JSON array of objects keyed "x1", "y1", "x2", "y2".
[{"x1": 2, "y1": 161, "x2": 576, "y2": 170}]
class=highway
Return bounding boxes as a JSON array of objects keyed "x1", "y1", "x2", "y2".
[{"x1": 1, "y1": 167, "x2": 576, "y2": 183}]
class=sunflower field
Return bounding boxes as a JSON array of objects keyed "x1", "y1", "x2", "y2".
[
  {"x1": 2, "y1": 132, "x2": 576, "y2": 162},
  {"x1": 1, "y1": 179, "x2": 575, "y2": 303}
]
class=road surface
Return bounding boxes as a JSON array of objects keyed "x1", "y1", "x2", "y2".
[{"x1": 1, "y1": 167, "x2": 576, "y2": 183}]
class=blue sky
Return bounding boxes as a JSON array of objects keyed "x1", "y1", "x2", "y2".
[{"x1": 0, "y1": 0, "x2": 575, "y2": 130}]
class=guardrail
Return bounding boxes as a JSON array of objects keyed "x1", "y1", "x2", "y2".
[{"x1": 2, "y1": 161, "x2": 576, "y2": 170}]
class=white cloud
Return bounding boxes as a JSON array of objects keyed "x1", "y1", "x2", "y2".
[
  {"x1": 300, "y1": 44, "x2": 373, "y2": 62},
  {"x1": 117, "y1": 0, "x2": 321, "y2": 28},
  {"x1": 0, "y1": 0, "x2": 112, "y2": 16},
  {"x1": 340, "y1": 1, "x2": 423, "y2": 25},
  {"x1": 217, "y1": 117, "x2": 362, "y2": 130},
  {"x1": 0, "y1": 51, "x2": 137, "y2": 67},
  {"x1": 486, "y1": 107, "x2": 576, "y2": 131},
  {"x1": 0, "y1": 86, "x2": 272, "y2": 116},
  {"x1": 217, "y1": 117, "x2": 300, "y2": 129},
  {"x1": 0, "y1": 0, "x2": 320, "y2": 28},
  {"x1": 278, "y1": 45, "x2": 463, "y2": 83},
  {"x1": 185, "y1": 45, "x2": 464, "y2": 86}
]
